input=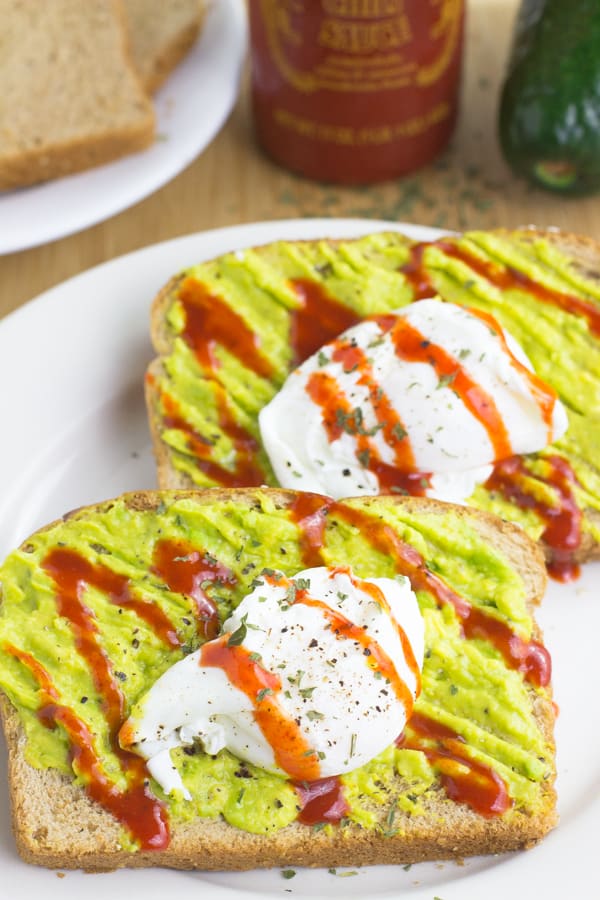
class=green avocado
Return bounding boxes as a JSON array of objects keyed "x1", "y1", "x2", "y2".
[
  {"x1": 499, "y1": 0, "x2": 600, "y2": 196},
  {"x1": 0, "y1": 492, "x2": 554, "y2": 847}
]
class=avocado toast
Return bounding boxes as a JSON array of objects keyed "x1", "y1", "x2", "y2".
[
  {"x1": 0, "y1": 488, "x2": 555, "y2": 870},
  {"x1": 145, "y1": 229, "x2": 600, "y2": 581}
]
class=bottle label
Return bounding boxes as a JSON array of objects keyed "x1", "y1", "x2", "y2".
[
  {"x1": 259, "y1": 0, "x2": 463, "y2": 94},
  {"x1": 249, "y1": 0, "x2": 465, "y2": 181}
]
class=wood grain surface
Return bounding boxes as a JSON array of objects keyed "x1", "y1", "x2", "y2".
[{"x1": 1, "y1": 0, "x2": 598, "y2": 320}]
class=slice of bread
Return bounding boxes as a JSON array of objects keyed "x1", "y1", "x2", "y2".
[
  {"x1": 0, "y1": 489, "x2": 556, "y2": 870},
  {"x1": 144, "y1": 229, "x2": 600, "y2": 578},
  {"x1": 123, "y1": 0, "x2": 205, "y2": 93},
  {"x1": 0, "y1": 0, "x2": 155, "y2": 191}
]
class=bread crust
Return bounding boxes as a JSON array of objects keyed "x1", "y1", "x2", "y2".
[
  {"x1": 0, "y1": 489, "x2": 557, "y2": 871},
  {"x1": 144, "y1": 229, "x2": 600, "y2": 566}
]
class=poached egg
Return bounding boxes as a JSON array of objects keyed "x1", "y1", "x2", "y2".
[
  {"x1": 258, "y1": 298, "x2": 568, "y2": 503},
  {"x1": 120, "y1": 565, "x2": 424, "y2": 797}
]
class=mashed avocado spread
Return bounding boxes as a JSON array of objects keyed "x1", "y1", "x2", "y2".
[
  {"x1": 153, "y1": 231, "x2": 600, "y2": 573},
  {"x1": 0, "y1": 491, "x2": 554, "y2": 848}
]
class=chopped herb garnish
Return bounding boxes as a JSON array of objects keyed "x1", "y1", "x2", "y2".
[
  {"x1": 437, "y1": 372, "x2": 457, "y2": 389},
  {"x1": 256, "y1": 687, "x2": 273, "y2": 702},
  {"x1": 227, "y1": 615, "x2": 248, "y2": 646},
  {"x1": 89, "y1": 543, "x2": 110, "y2": 555},
  {"x1": 284, "y1": 583, "x2": 298, "y2": 606},
  {"x1": 317, "y1": 350, "x2": 329, "y2": 367},
  {"x1": 299, "y1": 686, "x2": 316, "y2": 699},
  {"x1": 281, "y1": 869, "x2": 296, "y2": 879},
  {"x1": 335, "y1": 405, "x2": 383, "y2": 437},
  {"x1": 357, "y1": 449, "x2": 371, "y2": 467},
  {"x1": 307, "y1": 709, "x2": 324, "y2": 721}
]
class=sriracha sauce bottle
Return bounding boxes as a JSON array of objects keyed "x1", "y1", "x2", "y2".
[{"x1": 248, "y1": 0, "x2": 465, "y2": 184}]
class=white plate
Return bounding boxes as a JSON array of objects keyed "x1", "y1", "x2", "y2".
[
  {"x1": 0, "y1": 0, "x2": 246, "y2": 255},
  {"x1": 0, "y1": 219, "x2": 597, "y2": 900}
]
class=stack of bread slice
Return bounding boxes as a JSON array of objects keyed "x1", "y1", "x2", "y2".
[{"x1": 0, "y1": 0, "x2": 204, "y2": 191}]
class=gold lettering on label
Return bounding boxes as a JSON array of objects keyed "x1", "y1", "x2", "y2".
[
  {"x1": 274, "y1": 101, "x2": 450, "y2": 144},
  {"x1": 318, "y1": 17, "x2": 412, "y2": 53},
  {"x1": 321, "y1": 0, "x2": 404, "y2": 17},
  {"x1": 417, "y1": 0, "x2": 462, "y2": 86},
  {"x1": 260, "y1": 0, "x2": 461, "y2": 92},
  {"x1": 261, "y1": 0, "x2": 319, "y2": 92}
]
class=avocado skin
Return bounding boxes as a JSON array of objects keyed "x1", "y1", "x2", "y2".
[{"x1": 499, "y1": 0, "x2": 600, "y2": 196}]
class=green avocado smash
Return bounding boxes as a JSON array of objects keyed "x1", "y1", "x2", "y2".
[{"x1": 0, "y1": 492, "x2": 553, "y2": 847}]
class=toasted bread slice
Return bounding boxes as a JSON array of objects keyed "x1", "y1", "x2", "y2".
[
  {"x1": 0, "y1": 489, "x2": 555, "y2": 870},
  {"x1": 122, "y1": 0, "x2": 204, "y2": 93},
  {"x1": 0, "y1": 0, "x2": 155, "y2": 191},
  {"x1": 144, "y1": 229, "x2": 600, "y2": 577}
]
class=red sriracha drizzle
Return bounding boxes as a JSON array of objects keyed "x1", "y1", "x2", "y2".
[
  {"x1": 401, "y1": 238, "x2": 600, "y2": 340},
  {"x1": 4, "y1": 642, "x2": 169, "y2": 851},
  {"x1": 290, "y1": 496, "x2": 551, "y2": 689},
  {"x1": 288, "y1": 496, "x2": 551, "y2": 815},
  {"x1": 289, "y1": 278, "x2": 361, "y2": 365},
  {"x1": 201, "y1": 636, "x2": 320, "y2": 782},
  {"x1": 399, "y1": 237, "x2": 591, "y2": 575},
  {"x1": 152, "y1": 537, "x2": 236, "y2": 641},
  {"x1": 305, "y1": 335, "x2": 432, "y2": 496},
  {"x1": 156, "y1": 275, "x2": 273, "y2": 488},
  {"x1": 397, "y1": 713, "x2": 511, "y2": 818},
  {"x1": 151, "y1": 374, "x2": 267, "y2": 488},
  {"x1": 199, "y1": 566, "x2": 419, "y2": 825},
  {"x1": 295, "y1": 776, "x2": 349, "y2": 825},
  {"x1": 179, "y1": 276, "x2": 274, "y2": 379},
  {"x1": 16, "y1": 540, "x2": 235, "y2": 849},
  {"x1": 288, "y1": 492, "x2": 330, "y2": 568},
  {"x1": 486, "y1": 455, "x2": 582, "y2": 582},
  {"x1": 303, "y1": 302, "x2": 560, "y2": 502}
]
